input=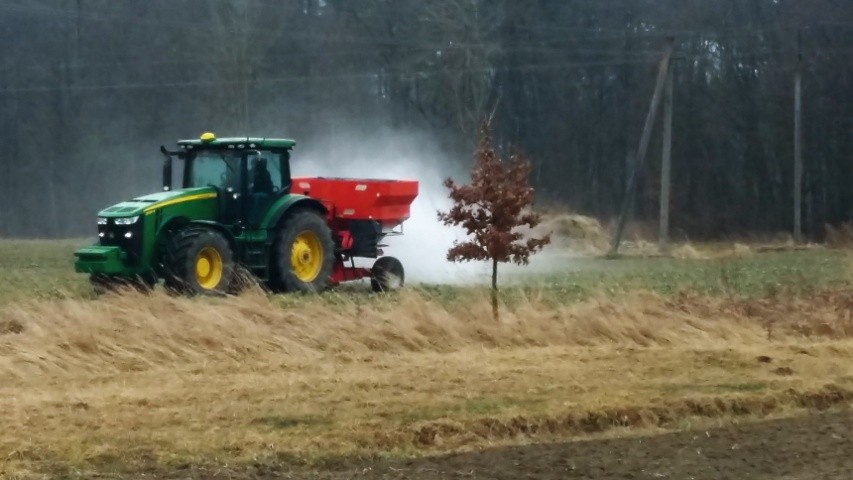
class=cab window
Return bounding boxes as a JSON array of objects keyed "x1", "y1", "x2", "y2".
[{"x1": 189, "y1": 152, "x2": 240, "y2": 190}]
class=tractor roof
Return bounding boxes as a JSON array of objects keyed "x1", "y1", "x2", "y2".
[{"x1": 177, "y1": 134, "x2": 296, "y2": 151}]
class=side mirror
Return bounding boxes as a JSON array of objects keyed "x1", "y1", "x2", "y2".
[
  {"x1": 160, "y1": 145, "x2": 173, "y2": 191},
  {"x1": 162, "y1": 157, "x2": 172, "y2": 191}
]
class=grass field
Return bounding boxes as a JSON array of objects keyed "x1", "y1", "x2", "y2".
[
  {"x1": 0, "y1": 240, "x2": 852, "y2": 478},
  {"x1": 0, "y1": 238, "x2": 849, "y2": 304}
]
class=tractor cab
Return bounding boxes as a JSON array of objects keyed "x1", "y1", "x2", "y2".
[{"x1": 161, "y1": 133, "x2": 296, "y2": 228}]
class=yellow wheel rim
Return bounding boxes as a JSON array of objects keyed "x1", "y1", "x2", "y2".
[
  {"x1": 290, "y1": 231, "x2": 324, "y2": 282},
  {"x1": 195, "y1": 246, "x2": 223, "y2": 290}
]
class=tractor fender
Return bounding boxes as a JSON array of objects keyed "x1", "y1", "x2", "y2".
[
  {"x1": 262, "y1": 194, "x2": 328, "y2": 239},
  {"x1": 188, "y1": 220, "x2": 238, "y2": 252}
]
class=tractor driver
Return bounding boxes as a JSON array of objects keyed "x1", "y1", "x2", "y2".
[
  {"x1": 249, "y1": 156, "x2": 275, "y2": 224},
  {"x1": 250, "y1": 157, "x2": 274, "y2": 195}
]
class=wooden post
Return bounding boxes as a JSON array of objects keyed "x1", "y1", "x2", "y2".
[
  {"x1": 609, "y1": 38, "x2": 675, "y2": 256},
  {"x1": 793, "y1": 30, "x2": 803, "y2": 243},
  {"x1": 659, "y1": 67, "x2": 674, "y2": 251}
]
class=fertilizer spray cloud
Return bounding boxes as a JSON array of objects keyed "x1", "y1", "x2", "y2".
[{"x1": 291, "y1": 128, "x2": 492, "y2": 285}]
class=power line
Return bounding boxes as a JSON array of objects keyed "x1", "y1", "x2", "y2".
[
  {"x1": 5, "y1": 39, "x2": 851, "y2": 78},
  {"x1": 0, "y1": 57, "x2": 661, "y2": 94},
  {"x1": 1, "y1": 47, "x2": 849, "y2": 91},
  {"x1": 0, "y1": 45, "x2": 668, "y2": 76}
]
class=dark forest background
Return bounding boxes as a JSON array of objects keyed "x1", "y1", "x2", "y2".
[{"x1": 0, "y1": 0, "x2": 851, "y2": 239}]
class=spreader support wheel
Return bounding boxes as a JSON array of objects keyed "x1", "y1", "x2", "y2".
[{"x1": 371, "y1": 256, "x2": 404, "y2": 292}]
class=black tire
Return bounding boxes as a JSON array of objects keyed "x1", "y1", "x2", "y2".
[
  {"x1": 273, "y1": 210, "x2": 335, "y2": 293},
  {"x1": 371, "y1": 256, "x2": 405, "y2": 293},
  {"x1": 162, "y1": 227, "x2": 234, "y2": 295}
]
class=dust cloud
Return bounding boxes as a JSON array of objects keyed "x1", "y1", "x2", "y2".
[
  {"x1": 291, "y1": 128, "x2": 493, "y2": 285},
  {"x1": 290, "y1": 127, "x2": 576, "y2": 285}
]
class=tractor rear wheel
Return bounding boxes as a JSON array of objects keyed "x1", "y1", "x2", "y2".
[
  {"x1": 163, "y1": 227, "x2": 234, "y2": 295},
  {"x1": 274, "y1": 211, "x2": 334, "y2": 293},
  {"x1": 371, "y1": 256, "x2": 404, "y2": 292}
]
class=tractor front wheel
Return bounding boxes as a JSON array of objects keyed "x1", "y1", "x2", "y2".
[
  {"x1": 163, "y1": 227, "x2": 234, "y2": 295},
  {"x1": 371, "y1": 256, "x2": 404, "y2": 292},
  {"x1": 274, "y1": 211, "x2": 335, "y2": 293}
]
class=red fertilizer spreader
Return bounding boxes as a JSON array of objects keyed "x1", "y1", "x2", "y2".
[{"x1": 291, "y1": 177, "x2": 419, "y2": 290}]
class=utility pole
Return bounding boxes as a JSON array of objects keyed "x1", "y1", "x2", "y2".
[
  {"x1": 793, "y1": 29, "x2": 803, "y2": 243},
  {"x1": 609, "y1": 38, "x2": 674, "y2": 256},
  {"x1": 659, "y1": 66, "x2": 674, "y2": 252}
]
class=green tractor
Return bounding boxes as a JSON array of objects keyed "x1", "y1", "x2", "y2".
[{"x1": 74, "y1": 133, "x2": 419, "y2": 294}]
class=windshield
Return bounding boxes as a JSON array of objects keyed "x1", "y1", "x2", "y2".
[{"x1": 188, "y1": 151, "x2": 241, "y2": 190}]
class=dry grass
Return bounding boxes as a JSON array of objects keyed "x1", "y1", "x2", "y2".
[
  {"x1": 2, "y1": 288, "x2": 853, "y2": 476},
  {"x1": 531, "y1": 211, "x2": 831, "y2": 260},
  {"x1": 3, "y1": 287, "x2": 853, "y2": 378},
  {"x1": 535, "y1": 213, "x2": 610, "y2": 254},
  {"x1": 826, "y1": 223, "x2": 853, "y2": 248}
]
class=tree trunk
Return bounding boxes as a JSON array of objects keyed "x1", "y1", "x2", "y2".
[{"x1": 491, "y1": 257, "x2": 499, "y2": 321}]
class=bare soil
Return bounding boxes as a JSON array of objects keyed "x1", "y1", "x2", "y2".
[
  {"x1": 155, "y1": 411, "x2": 852, "y2": 480},
  {"x1": 338, "y1": 411, "x2": 853, "y2": 480}
]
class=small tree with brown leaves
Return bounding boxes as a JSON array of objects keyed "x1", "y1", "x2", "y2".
[{"x1": 438, "y1": 124, "x2": 551, "y2": 318}]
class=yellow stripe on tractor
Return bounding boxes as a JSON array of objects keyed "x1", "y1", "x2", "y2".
[{"x1": 144, "y1": 192, "x2": 217, "y2": 215}]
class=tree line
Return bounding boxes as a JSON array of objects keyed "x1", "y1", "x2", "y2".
[{"x1": 0, "y1": 0, "x2": 850, "y2": 239}]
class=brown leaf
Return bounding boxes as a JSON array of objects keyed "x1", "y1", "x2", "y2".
[{"x1": 437, "y1": 122, "x2": 551, "y2": 286}]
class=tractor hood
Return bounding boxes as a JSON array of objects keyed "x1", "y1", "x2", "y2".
[{"x1": 98, "y1": 187, "x2": 218, "y2": 218}]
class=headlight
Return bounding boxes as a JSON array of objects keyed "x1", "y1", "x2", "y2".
[
  {"x1": 114, "y1": 216, "x2": 140, "y2": 225},
  {"x1": 97, "y1": 217, "x2": 108, "y2": 225}
]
